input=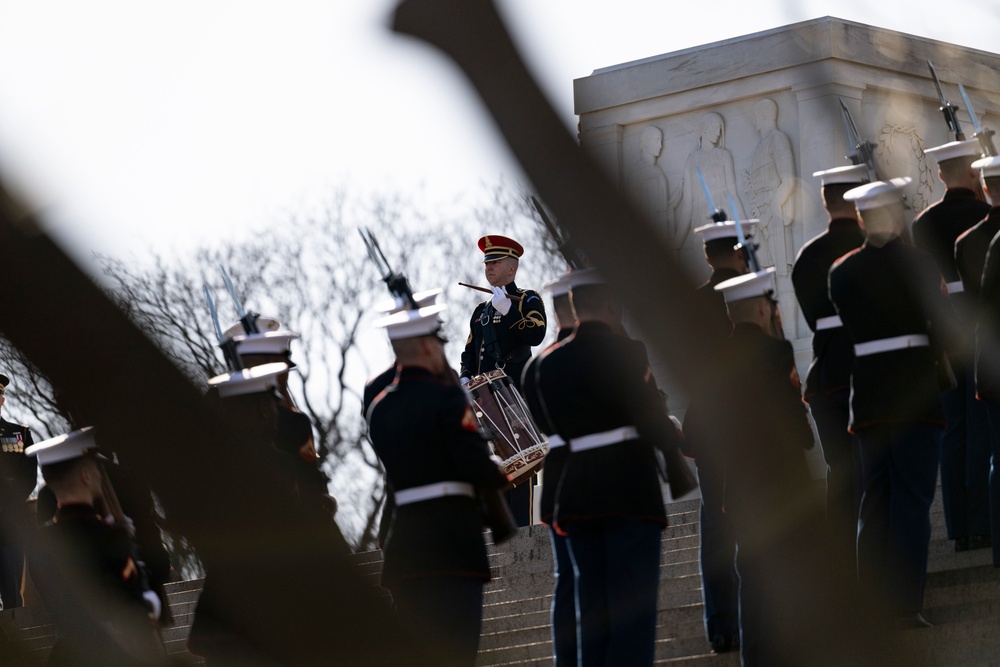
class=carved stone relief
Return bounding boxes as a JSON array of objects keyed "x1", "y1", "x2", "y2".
[
  {"x1": 625, "y1": 125, "x2": 674, "y2": 245},
  {"x1": 675, "y1": 112, "x2": 746, "y2": 242},
  {"x1": 743, "y1": 98, "x2": 797, "y2": 277},
  {"x1": 874, "y1": 123, "x2": 935, "y2": 213}
]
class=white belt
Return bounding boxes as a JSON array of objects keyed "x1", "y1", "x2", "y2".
[
  {"x1": 570, "y1": 426, "x2": 639, "y2": 452},
  {"x1": 395, "y1": 482, "x2": 475, "y2": 506},
  {"x1": 854, "y1": 334, "x2": 930, "y2": 357},
  {"x1": 946, "y1": 280, "x2": 964, "y2": 294},
  {"x1": 815, "y1": 315, "x2": 843, "y2": 330},
  {"x1": 547, "y1": 434, "x2": 566, "y2": 449}
]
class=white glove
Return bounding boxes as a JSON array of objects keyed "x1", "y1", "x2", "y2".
[
  {"x1": 143, "y1": 590, "x2": 162, "y2": 620},
  {"x1": 460, "y1": 376, "x2": 470, "y2": 386},
  {"x1": 490, "y1": 285, "x2": 512, "y2": 316}
]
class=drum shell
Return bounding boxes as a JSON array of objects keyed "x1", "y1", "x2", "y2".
[{"x1": 466, "y1": 370, "x2": 548, "y2": 486}]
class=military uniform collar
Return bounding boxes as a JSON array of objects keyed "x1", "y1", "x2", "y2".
[
  {"x1": 396, "y1": 366, "x2": 437, "y2": 383},
  {"x1": 943, "y1": 187, "x2": 981, "y2": 202},
  {"x1": 53, "y1": 503, "x2": 100, "y2": 522},
  {"x1": 575, "y1": 320, "x2": 614, "y2": 336},
  {"x1": 829, "y1": 217, "x2": 861, "y2": 230}
]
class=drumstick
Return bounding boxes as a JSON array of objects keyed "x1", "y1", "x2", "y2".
[{"x1": 458, "y1": 282, "x2": 523, "y2": 301}]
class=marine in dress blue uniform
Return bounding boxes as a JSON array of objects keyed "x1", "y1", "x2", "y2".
[
  {"x1": 363, "y1": 290, "x2": 443, "y2": 551},
  {"x1": 530, "y1": 271, "x2": 687, "y2": 667},
  {"x1": 460, "y1": 235, "x2": 546, "y2": 526},
  {"x1": 830, "y1": 178, "x2": 963, "y2": 627},
  {"x1": 520, "y1": 271, "x2": 576, "y2": 667},
  {"x1": 791, "y1": 164, "x2": 868, "y2": 565},
  {"x1": 684, "y1": 268, "x2": 821, "y2": 666},
  {"x1": 368, "y1": 298, "x2": 509, "y2": 667},
  {"x1": 26, "y1": 428, "x2": 163, "y2": 666},
  {"x1": 0, "y1": 372, "x2": 36, "y2": 611},
  {"x1": 962, "y1": 155, "x2": 1000, "y2": 566},
  {"x1": 687, "y1": 220, "x2": 757, "y2": 654},
  {"x1": 913, "y1": 140, "x2": 993, "y2": 551}
]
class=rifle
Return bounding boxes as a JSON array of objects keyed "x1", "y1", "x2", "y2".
[
  {"x1": 97, "y1": 460, "x2": 172, "y2": 625},
  {"x1": 927, "y1": 60, "x2": 965, "y2": 141},
  {"x1": 838, "y1": 97, "x2": 880, "y2": 181},
  {"x1": 727, "y1": 193, "x2": 760, "y2": 273},
  {"x1": 958, "y1": 84, "x2": 997, "y2": 157},
  {"x1": 204, "y1": 285, "x2": 242, "y2": 371},
  {"x1": 359, "y1": 227, "x2": 420, "y2": 310},
  {"x1": 529, "y1": 195, "x2": 587, "y2": 269}
]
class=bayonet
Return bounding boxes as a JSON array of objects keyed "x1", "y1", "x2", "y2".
[
  {"x1": 695, "y1": 167, "x2": 728, "y2": 223},
  {"x1": 959, "y1": 83, "x2": 996, "y2": 156},
  {"x1": 927, "y1": 60, "x2": 965, "y2": 141},
  {"x1": 205, "y1": 284, "x2": 242, "y2": 370},
  {"x1": 838, "y1": 97, "x2": 879, "y2": 181},
  {"x1": 727, "y1": 193, "x2": 759, "y2": 273},
  {"x1": 529, "y1": 195, "x2": 587, "y2": 269},
  {"x1": 204, "y1": 285, "x2": 224, "y2": 343},
  {"x1": 220, "y1": 265, "x2": 260, "y2": 335},
  {"x1": 360, "y1": 227, "x2": 419, "y2": 309}
]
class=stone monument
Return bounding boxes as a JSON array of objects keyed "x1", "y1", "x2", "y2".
[{"x1": 574, "y1": 16, "x2": 1000, "y2": 367}]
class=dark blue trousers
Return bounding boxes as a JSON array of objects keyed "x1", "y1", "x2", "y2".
[
  {"x1": 809, "y1": 389, "x2": 861, "y2": 565},
  {"x1": 984, "y1": 402, "x2": 1000, "y2": 566},
  {"x1": 549, "y1": 527, "x2": 578, "y2": 667},
  {"x1": 567, "y1": 518, "x2": 663, "y2": 667},
  {"x1": 856, "y1": 423, "x2": 942, "y2": 615},
  {"x1": 505, "y1": 480, "x2": 533, "y2": 527},
  {"x1": 940, "y1": 369, "x2": 992, "y2": 540},
  {"x1": 694, "y1": 451, "x2": 738, "y2": 643},
  {"x1": 391, "y1": 576, "x2": 485, "y2": 666},
  {"x1": 0, "y1": 541, "x2": 23, "y2": 610}
]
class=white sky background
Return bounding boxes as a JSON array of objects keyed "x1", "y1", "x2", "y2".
[{"x1": 1, "y1": 0, "x2": 998, "y2": 267}]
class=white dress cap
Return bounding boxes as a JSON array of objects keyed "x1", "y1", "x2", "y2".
[
  {"x1": 566, "y1": 268, "x2": 606, "y2": 291},
  {"x1": 26, "y1": 427, "x2": 98, "y2": 466},
  {"x1": 208, "y1": 362, "x2": 290, "y2": 398},
  {"x1": 374, "y1": 303, "x2": 448, "y2": 341},
  {"x1": 693, "y1": 220, "x2": 759, "y2": 243},
  {"x1": 222, "y1": 316, "x2": 281, "y2": 341},
  {"x1": 232, "y1": 331, "x2": 300, "y2": 356},
  {"x1": 543, "y1": 272, "x2": 575, "y2": 298},
  {"x1": 373, "y1": 288, "x2": 442, "y2": 315},
  {"x1": 843, "y1": 177, "x2": 912, "y2": 211},
  {"x1": 715, "y1": 267, "x2": 777, "y2": 303},
  {"x1": 924, "y1": 139, "x2": 982, "y2": 162},
  {"x1": 972, "y1": 155, "x2": 1000, "y2": 178},
  {"x1": 812, "y1": 164, "x2": 869, "y2": 186}
]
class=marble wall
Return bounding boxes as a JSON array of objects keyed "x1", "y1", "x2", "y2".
[{"x1": 575, "y1": 16, "x2": 1000, "y2": 356}]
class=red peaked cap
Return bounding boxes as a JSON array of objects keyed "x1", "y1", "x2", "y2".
[{"x1": 478, "y1": 235, "x2": 524, "y2": 263}]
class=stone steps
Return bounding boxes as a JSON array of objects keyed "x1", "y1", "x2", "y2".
[{"x1": 3, "y1": 489, "x2": 996, "y2": 666}]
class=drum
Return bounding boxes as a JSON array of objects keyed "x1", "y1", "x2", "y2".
[{"x1": 466, "y1": 370, "x2": 548, "y2": 487}]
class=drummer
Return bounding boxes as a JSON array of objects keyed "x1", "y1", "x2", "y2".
[
  {"x1": 459, "y1": 235, "x2": 547, "y2": 392},
  {"x1": 460, "y1": 235, "x2": 546, "y2": 525}
]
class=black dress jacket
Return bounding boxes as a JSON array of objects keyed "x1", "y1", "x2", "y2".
[
  {"x1": 368, "y1": 366, "x2": 507, "y2": 585},
  {"x1": 829, "y1": 237, "x2": 960, "y2": 430},
  {"x1": 791, "y1": 217, "x2": 865, "y2": 400},
  {"x1": 520, "y1": 327, "x2": 573, "y2": 525},
  {"x1": 460, "y1": 280, "x2": 546, "y2": 389},
  {"x1": 530, "y1": 321, "x2": 682, "y2": 531}
]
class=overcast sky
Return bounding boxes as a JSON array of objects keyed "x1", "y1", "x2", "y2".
[{"x1": 1, "y1": 1, "x2": 997, "y2": 265}]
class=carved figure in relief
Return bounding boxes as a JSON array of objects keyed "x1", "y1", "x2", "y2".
[
  {"x1": 627, "y1": 126, "x2": 675, "y2": 246},
  {"x1": 744, "y1": 99, "x2": 796, "y2": 276},
  {"x1": 677, "y1": 112, "x2": 746, "y2": 244}
]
